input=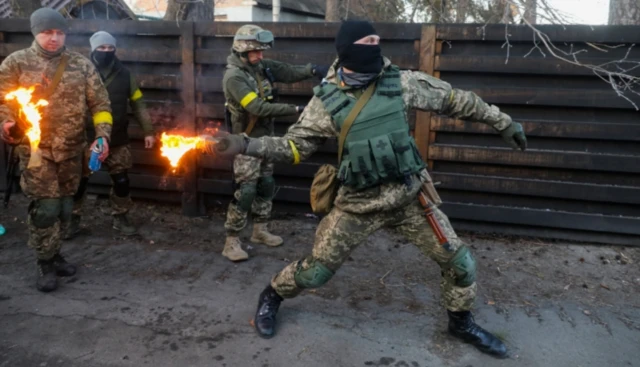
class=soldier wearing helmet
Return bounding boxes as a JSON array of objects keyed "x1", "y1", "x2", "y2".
[{"x1": 221, "y1": 25, "x2": 329, "y2": 262}]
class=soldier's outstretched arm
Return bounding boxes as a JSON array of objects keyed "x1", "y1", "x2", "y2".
[
  {"x1": 261, "y1": 59, "x2": 315, "y2": 83},
  {"x1": 402, "y1": 71, "x2": 527, "y2": 150},
  {"x1": 227, "y1": 74, "x2": 299, "y2": 117},
  {"x1": 202, "y1": 96, "x2": 335, "y2": 164}
]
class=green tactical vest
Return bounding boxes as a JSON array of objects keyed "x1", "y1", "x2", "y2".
[{"x1": 313, "y1": 65, "x2": 426, "y2": 190}]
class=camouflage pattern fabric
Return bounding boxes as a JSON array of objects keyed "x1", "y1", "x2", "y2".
[
  {"x1": 241, "y1": 56, "x2": 521, "y2": 312},
  {"x1": 252, "y1": 57, "x2": 514, "y2": 213},
  {"x1": 271, "y1": 201, "x2": 476, "y2": 311},
  {"x1": 18, "y1": 145, "x2": 82, "y2": 198},
  {"x1": 232, "y1": 25, "x2": 272, "y2": 53},
  {"x1": 0, "y1": 42, "x2": 112, "y2": 260},
  {"x1": 0, "y1": 41, "x2": 113, "y2": 162},
  {"x1": 224, "y1": 154, "x2": 274, "y2": 234},
  {"x1": 18, "y1": 148, "x2": 82, "y2": 260},
  {"x1": 73, "y1": 144, "x2": 133, "y2": 216}
]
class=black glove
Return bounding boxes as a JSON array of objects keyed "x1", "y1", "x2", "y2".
[
  {"x1": 215, "y1": 134, "x2": 248, "y2": 158},
  {"x1": 500, "y1": 122, "x2": 527, "y2": 151},
  {"x1": 296, "y1": 105, "x2": 306, "y2": 114},
  {"x1": 312, "y1": 65, "x2": 330, "y2": 80}
]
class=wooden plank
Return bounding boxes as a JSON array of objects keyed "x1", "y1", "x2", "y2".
[
  {"x1": 434, "y1": 161, "x2": 640, "y2": 187},
  {"x1": 177, "y1": 23, "x2": 201, "y2": 216},
  {"x1": 452, "y1": 220, "x2": 640, "y2": 247},
  {"x1": 442, "y1": 202, "x2": 640, "y2": 235},
  {"x1": 429, "y1": 145, "x2": 640, "y2": 173},
  {"x1": 194, "y1": 22, "x2": 422, "y2": 40},
  {"x1": 195, "y1": 49, "x2": 418, "y2": 69},
  {"x1": 433, "y1": 172, "x2": 640, "y2": 204},
  {"x1": 0, "y1": 43, "x2": 182, "y2": 63},
  {"x1": 89, "y1": 171, "x2": 182, "y2": 191},
  {"x1": 436, "y1": 55, "x2": 640, "y2": 76},
  {"x1": 431, "y1": 116, "x2": 640, "y2": 141},
  {"x1": 0, "y1": 19, "x2": 184, "y2": 35},
  {"x1": 437, "y1": 24, "x2": 640, "y2": 43},
  {"x1": 415, "y1": 25, "x2": 437, "y2": 161},
  {"x1": 196, "y1": 76, "x2": 318, "y2": 96},
  {"x1": 198, "y1": 178, "x2": 310, "y2": 204},
  {"x1": 462, "y1": 87, "x2": 640, "y2": 109}
]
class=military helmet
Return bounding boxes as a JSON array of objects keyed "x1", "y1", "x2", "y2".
[{"x1": 232, "y1": 25, "x2": 274, "y2": 53}]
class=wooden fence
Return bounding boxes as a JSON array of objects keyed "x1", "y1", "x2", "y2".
[{"x1": 1, "y1": 20, "x2": 639, "y2": 245}]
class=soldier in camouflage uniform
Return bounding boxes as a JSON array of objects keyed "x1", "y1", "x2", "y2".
[
  {"x1": 204, "y1": 21, "x2": 527, "y2": 358},
  {"x1": 65, "y1": 31, "x2": 156, "y2": 238},
  {"x1": 221, "y1": 25, "x2": 328, "y2": 261},
  {"x1": 0, "y1": 8, "x2": 113, "y2": 292}
]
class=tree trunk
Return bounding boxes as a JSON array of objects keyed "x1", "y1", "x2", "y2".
[
  {"x1": 325, "y1": 0, "x2": 341, "y2": 21},
  {"x1": 9, "y1": 0, "x2": 40, "y2": 18},
  {"x1": 456, "y1": 0, "x2": 471, "y2": 22},
  {"x1": 609, "y1": 0, "x2": 640, "y2": 25},
  {"x1": 164, "y1": 0, "x2": 214, "y2": 21},
  {"x1": 523, "y1": 0, "x2": 537, "y2": 24}
]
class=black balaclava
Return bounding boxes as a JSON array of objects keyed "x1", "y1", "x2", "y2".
[
  {"x1": 335, "y1": 20, "x2": 382, "y2": 74},
  {"x1": 92, "y1": 51, "x2": 115, "y2": 68}
]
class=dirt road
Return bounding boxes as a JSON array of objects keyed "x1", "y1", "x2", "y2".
[{"x1": 1, "y1": 195, "x2": 638, "y2": 367}]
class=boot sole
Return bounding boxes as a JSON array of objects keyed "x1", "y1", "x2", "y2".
[{"x1": 448, "y1": 329, "x2": 509, "y2": 359}]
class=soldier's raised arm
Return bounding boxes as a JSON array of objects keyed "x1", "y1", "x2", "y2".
[
  {"x1": 261, "y1": 59, "x2": 324, "y2": 83},
  {"x1": 401, "y1": 71, "x2": 527, "y2": 151}
]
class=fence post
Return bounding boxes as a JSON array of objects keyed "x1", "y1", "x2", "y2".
[
  {"x1": 415, "y1": 24, "x2": 437, "y2": 166},
  {"x1": 179, "y1": 22, "x2": 201, "y2": 216}
]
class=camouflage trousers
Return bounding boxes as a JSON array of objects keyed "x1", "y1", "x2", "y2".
[
  {"x1": 271, "y1": 200, "x2": 477, "y2": 312},
  {"x1": 18, "y1": 146, "x2": 82, "y2": 260},
  {"x1": 225, "y1": 154, "x2": 274, "y2": 234},
  {"x1": 73, "y1": 144, "x2": 133, "y2": 216}
]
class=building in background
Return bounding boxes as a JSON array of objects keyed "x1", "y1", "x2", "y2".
[
  {"x1": 125, "y1": 0, "x2": 324, "y2": 21},
  {"x1": 0, "y1": 0, "x2": 136, "y2": 19}
]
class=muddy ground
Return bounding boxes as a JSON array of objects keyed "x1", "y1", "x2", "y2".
[{"x1": 1, "y1": 194, "x2": 639, "y2": 367}]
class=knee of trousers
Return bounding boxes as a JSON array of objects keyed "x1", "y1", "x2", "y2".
[
  {"x1": 111, "y1": 172, "x2": 130, "y2": 197},
  {"x1": 257, "y1": 176, "x2": 276, "y2": 200},
  {"x1": 29, "y1": 198, "x2": 62, "y2": 228},
  {"x1": 234, "y1": 181, "x2": 257, "y2": 212},
  {"x1": 59, "y1": 196, "x2": 73, "y2": 221},
  {"x1": 444, "y1": 246, "x2": 477, "y2": 288},
  {"x1": 293, "y1": 256, "x2": 335, "y2": 289}
]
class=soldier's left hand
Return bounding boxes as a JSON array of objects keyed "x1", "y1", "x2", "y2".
[
  {"x1": 313, "y1": 65, "x2": 330, "y2": 80},
  {"x1": 91, "y1": 138, "x2": 110, "y2": 161},
  {"x1": 144, "y1": 136, "x2": 156, "y2": 149},
  {"x1": 216, "y1": 134, "x2": 248, "y2": 158},
  {"x1": 499, "y1": 122, "x2": 527, "y2": 151}
]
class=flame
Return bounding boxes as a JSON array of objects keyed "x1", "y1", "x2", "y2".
[
  {"x1": 4, "y1": 86, "x2": 48, "y2": 152},
  {"x1": 160, "y1": 132, "x2": 205, "y2": 169}
]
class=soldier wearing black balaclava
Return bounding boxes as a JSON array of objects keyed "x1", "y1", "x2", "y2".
[{"x1": 66, "y1": 31, "x2": 156, "y2": 238}]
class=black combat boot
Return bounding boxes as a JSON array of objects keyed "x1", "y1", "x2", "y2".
[
  {"x1": 448, "y1": 310, "x2": 508, "y2": 358},
  {"x1": 254, "y1": 285, "x2": 283, "y2": 339},
  {"x1": 36, "y1": 259, "x2": 58, "y2": 292},
  {"x1": 52, "y1": 253, "x2": 77, "y2": 277}
]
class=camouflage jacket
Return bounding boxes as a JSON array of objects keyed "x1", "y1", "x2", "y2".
[
  {"x1": 223, "y1": 52, "x2": 314, "y2": 138},
  {"x1": 0, "y1": 41, "x2": 112, "y2": 162},
  {"x1": 251, "y1": 57, "x2": 515, "y2": 214}
]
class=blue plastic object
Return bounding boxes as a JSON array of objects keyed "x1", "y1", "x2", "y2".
[
  {"x1": 89, "y1": 137, "x2": 103, "y2": 172},
  {"x1": 0, "y1": 224, "x2": 5, "y2": 236}
]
